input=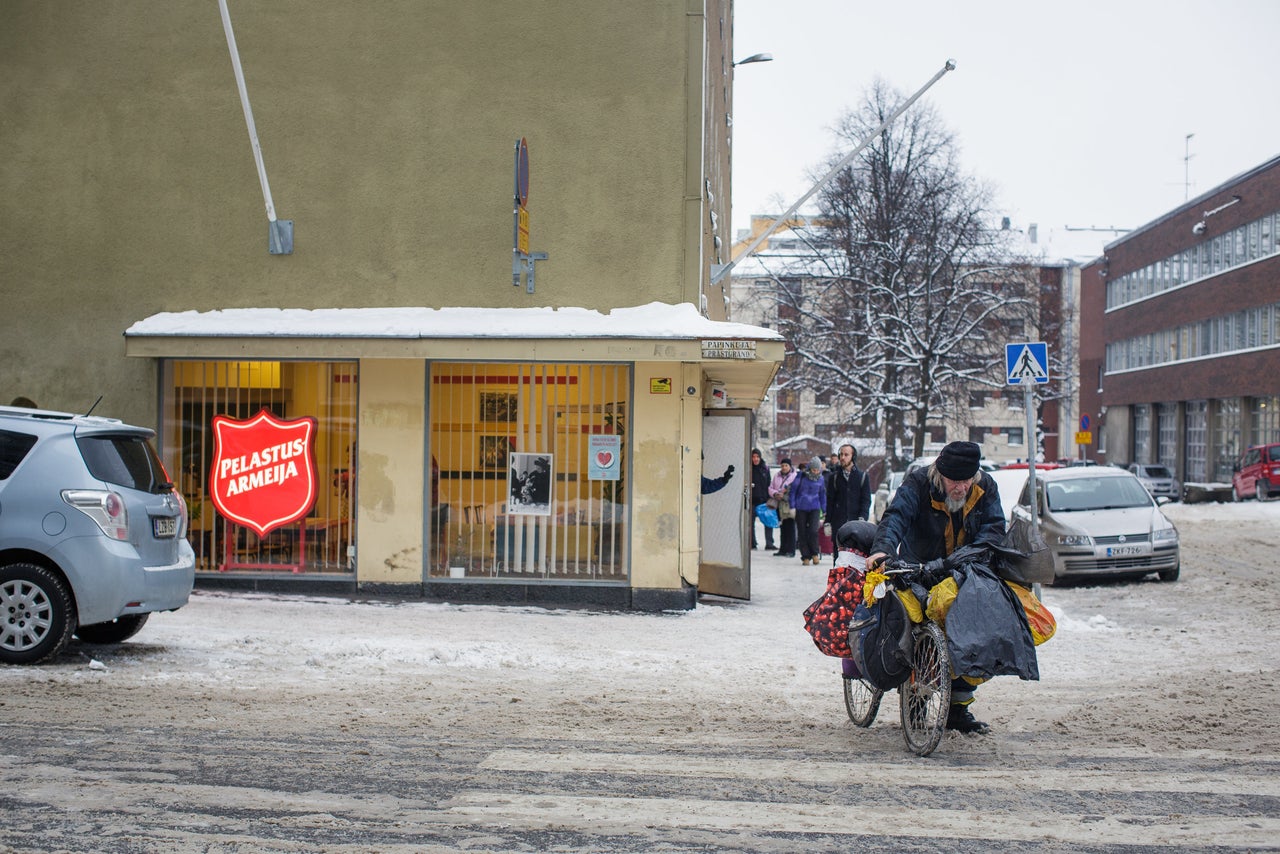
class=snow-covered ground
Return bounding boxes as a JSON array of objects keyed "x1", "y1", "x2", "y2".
[{"x1": 2, "y1": 497, "x2": 1277, "y2": 849}]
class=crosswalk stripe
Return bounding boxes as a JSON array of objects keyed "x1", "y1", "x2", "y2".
[
  {"x1": 479, "y1": 748, "x2": 1280, "y2": 798},
  {"x1": 446, "y1": 791, "x2": 1280, "y2": 848}
]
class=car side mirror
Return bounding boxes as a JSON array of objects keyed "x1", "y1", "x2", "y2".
[{"x1": 1233, "y1": 462, "x2": 1241, "y2": 472}]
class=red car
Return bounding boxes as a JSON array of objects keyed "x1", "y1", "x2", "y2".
[{"x1": 1232, "y1": 443, "x2": 1280, "y2": 501}]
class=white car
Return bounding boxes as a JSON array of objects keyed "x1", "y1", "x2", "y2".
[{"x1": 872, "y1": 471, "x2": 905, "y2": 522}]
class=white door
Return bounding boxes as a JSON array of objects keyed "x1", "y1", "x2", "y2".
[{"x1": 699, "y1": 410, "x2": 751, "y2": 599}]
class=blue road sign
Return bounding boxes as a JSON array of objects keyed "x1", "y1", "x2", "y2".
[{"x1": 1006, "y1": 342, "x2": 1049, "y2": 385}]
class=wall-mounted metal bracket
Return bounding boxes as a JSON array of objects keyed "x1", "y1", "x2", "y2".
[
  {"x1": 269, "y1": 220, "x2": 294, "y2": 255},
  {"x1": 518, "y1": 251, "x2": 548, "y2": 294}
]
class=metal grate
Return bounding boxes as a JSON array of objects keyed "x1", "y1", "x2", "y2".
[
  {"x1": 428, "y1": 362, "x2": 630, "y2": 582},
  {"x1": 160, "y1": 360, "x2": 358, "y2": 574}
]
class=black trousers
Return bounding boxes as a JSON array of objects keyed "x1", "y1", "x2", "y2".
[
  {"x1": 752, "y1": 515, "x2": 775, "y2": 549},
  {"x1": 776, "y1": 517, "x2": 796, "y2": 555},
  {"x1": 795, "y1": 508, "x2": 821, "y2": 560}
]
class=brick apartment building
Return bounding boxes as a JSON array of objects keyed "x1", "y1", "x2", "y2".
[{"x1": 1079, "y1": 155, "x2": 1280, "y2": 486}]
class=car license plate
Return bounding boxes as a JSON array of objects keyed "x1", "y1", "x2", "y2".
[
  {"x1": 1106, "y1": 545, "x2": 1143, "y2": 556},
  {"x1": 153, "y1": 516, "x2": 178, "y2": 538}
]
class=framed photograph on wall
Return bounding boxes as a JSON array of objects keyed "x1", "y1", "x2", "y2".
[
  {"x1": 508, "y1": 452, "x2": 553, "y2": 516},
  {"x1": 480, "y1": 435, "x2": 514, "y2": 470},
  {"x1": 480, "y1": 391, "x2": 518, "y2": 423}
]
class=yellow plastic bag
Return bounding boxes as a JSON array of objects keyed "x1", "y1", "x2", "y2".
[
  {"x1": 897, "y1": 589, "x2": 924, "y2": 624},
  {"x1": 863, "y1": 570, "x2": 888, "y2": 604},
  {"x1": 925, "y1": 576, "x2": 959, "y2": 625},
  {"x1": 1006, "y1": 581, "x2": 1056, "y2": 645}
]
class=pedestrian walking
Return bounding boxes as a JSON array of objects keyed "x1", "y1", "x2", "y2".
[
  {"x1": 825, "y1": 443, "x2": 871, "y2": 564},
  {"x1": 749, "y1": 448, "x2": 774, "y2": 550},
  {"x1": 790, "y1": 457, "x2": 828, "y2": 565},
  {"x1": 768, "y1": 459, "x2": 798, "y2": 557}
]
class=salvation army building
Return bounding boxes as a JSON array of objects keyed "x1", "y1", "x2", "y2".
[{"x1": 125, "y1": 305, "x2": 781, "y2": 609}]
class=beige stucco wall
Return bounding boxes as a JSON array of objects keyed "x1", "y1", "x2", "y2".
[
  {"x1": 356, "y1": 359, "x2": 426, "y2": 584},
  {"x1": 2, "y1": 1, "x2": 731, "y2": 424},
  {"x1": 628, "y1": 362, "x2": 697, "y2": 590}
]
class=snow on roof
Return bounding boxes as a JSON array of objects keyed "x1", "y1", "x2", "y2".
[{"x1": 126, "y1": 302, "x2": 783, "y2": 341}]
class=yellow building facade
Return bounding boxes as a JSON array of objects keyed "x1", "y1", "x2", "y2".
[{"x1": 2, "y1": 2, "x2": 780, "y2": 607}]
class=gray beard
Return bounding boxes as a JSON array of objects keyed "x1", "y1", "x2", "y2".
[{"x1": 944, "y1": 493, "x2": 968, "y2": 513}]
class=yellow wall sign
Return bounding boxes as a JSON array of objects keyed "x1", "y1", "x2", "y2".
[
  {"x1": 1075, "y1": 431, "x2": 1093, "y2": 444},
  {"x1": 517, "y1": 205, "x2": 530, "y2": 255},
  {"x1": 650, "y1": 377, "x2": 672, "y2": 394}
]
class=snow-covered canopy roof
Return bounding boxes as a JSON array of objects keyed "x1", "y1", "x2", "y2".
[
  {"x1": 126, "y1": 302, "x2": 782, "y2": 341},
  {"x1": 125, "y1": 302, "x2": 784, "y2": 408}
]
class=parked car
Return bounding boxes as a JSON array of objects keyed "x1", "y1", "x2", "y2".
[
  {"x1": 1127, "y1": 463, "x2": 1180, "y2": 501},
  {"x1": 0, "y1": 405, "x2": 195, "y2": 664},
  {"x1": 905, "y1": 454, "x2": 997, "y2": 475},
  {"x1": 1007, "y1": 466, "x2": 1180, "y2": 584},
  {"x1": 872, "y1": 471, "x2": 905, "y2": 522},
  {"x1": 986, "y1": 467, "x2": 1029, "y2": 523},
  {"x1": 1232, "y1": 443, "x2": 1280, "y2": 501}
]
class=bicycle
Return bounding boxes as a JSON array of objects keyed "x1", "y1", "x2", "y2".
[{"x1": 842, "y1": 559, "x2": 952, "y2": 757}]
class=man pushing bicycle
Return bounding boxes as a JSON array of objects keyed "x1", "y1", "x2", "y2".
[{"x1": 867, "y1": 441, "x2": 1006, "y2": 735}]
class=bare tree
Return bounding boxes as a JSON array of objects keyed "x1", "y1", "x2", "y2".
[{"x1": 765, "y1": 80, "x2": 1037, "y2": 461}]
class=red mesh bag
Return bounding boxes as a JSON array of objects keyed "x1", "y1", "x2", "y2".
[{"x1": 802, "y1": 562, "x2": 867, "y2": 658}]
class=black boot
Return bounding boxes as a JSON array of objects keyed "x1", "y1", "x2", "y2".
[{"x1": 945, "y1": 704, "x2": 990, "y2": 735}]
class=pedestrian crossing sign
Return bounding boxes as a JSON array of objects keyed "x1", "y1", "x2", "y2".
[{"x1": 1006, "y1": 342, "x2": 1049, "y2": 385}]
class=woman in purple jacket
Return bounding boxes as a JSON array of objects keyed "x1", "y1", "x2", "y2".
[{"x1": 789, "y1": 458, "x2": 828, "y2": 565}]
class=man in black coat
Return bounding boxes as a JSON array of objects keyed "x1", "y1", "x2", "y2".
[
  {"x1": 749, "y1": 448, "x2": 774, "y2": 550},
  {"x1": 825, "y1": 444, "x2": 871, "y2": 561},
  {"x1": 869, "y1": 440, "x2": 1006, "y2": 736}
]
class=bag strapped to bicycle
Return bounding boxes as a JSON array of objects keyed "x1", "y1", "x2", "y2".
[{"x1": 848, "y1": 587, "x2": 914, "y2": 691}]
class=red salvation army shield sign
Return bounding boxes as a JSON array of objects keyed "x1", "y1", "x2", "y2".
[{"x1": 209, "y1": 410, "x2": 318, "y2": 537}]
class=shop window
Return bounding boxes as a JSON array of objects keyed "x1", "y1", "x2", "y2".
[
  {"x1": 428, "y1": 362, "x2": 630, "y2": 583},
  {"x1": 159, "y1": 360, "x2": 358, "y2": 574}
]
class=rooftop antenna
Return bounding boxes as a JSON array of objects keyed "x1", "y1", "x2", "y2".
[{"x1": 84, "y1": 395, "x2": 103, "y2": 417}]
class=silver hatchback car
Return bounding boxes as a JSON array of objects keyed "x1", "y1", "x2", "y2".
[
  {"x1": 0, "y1": 406, "x2": 195, "y2": 664},
  {"x1": 1008, "y1": 466, "x2": 1180, "y2": 584},
  {"x1": 1128, "y1": 463, "x2": 1180, "y2": 501}
]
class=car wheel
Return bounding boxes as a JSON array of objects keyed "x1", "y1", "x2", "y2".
[
  {"x1": 1231, "y1": 486, "x2": 1241, "y2": 502},
  {"x1": 75, "y1": 613, "x2": 150, "y2": 644},
  {"x1": 1258, "y1": 483, "x2": 1270, "y2": 501},
  {"x1": 1158, "y1": 564, "x2": 1180, "y2": 582},
  {"x1": 0, "y1": 562, "x2": 77, "y2": 665}
]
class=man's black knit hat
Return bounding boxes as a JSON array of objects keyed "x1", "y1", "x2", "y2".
[{"x1": 935, "y1": 441, "x2": 981, "y2": 480}]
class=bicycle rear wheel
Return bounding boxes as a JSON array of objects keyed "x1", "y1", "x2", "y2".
[
  {"x1": 843, "y1": 676, "x2": 882, "y2": 727},
  {"x1": 899, "y1": 621, "x2": 951, "y2": 756}
]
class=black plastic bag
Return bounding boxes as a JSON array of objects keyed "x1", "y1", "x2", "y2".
[
  {"x1": 995, "y1": 521, "x2": 1055, "y2": 585},
  {"x1": 945, "y1": 555, "x2": 1039, "y2": 681}
]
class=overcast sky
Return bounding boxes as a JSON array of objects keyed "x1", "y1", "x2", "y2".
[{"x1": 730, "y1": 0, "x2": 1280, "y2": 256}]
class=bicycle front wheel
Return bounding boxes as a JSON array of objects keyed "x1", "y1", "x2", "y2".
[
  {"x1": 843, "y1": 676, "x2": 882, "y2": 727},
  {"x1": 899, "y1": 621, "x2": 952, "y2": 756}
]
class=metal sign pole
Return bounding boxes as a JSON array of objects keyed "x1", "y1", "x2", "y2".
[{"x1": 1024, "y1": 382, "x2": 1041, "y2": 600}]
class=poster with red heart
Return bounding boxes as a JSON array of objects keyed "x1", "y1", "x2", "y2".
[{"x1": 588, "y1": 434, "x2": 621, "y2": 481}]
